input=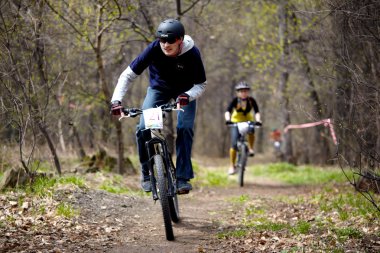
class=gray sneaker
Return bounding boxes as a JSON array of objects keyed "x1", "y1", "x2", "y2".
[
  {"x1": 177, "y1": 180, "x2": 192, "y2": 194},
  {"x1": 141, "y1": 180, "x2": 152, "y2": 192}
]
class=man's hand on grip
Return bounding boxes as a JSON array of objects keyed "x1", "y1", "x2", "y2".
[
  {"x1": 176, "y1": 93, "x2": 190, "y2": 107},
  {"x1": 110, "y1": 100, "x2": 123, "y2": 116}
]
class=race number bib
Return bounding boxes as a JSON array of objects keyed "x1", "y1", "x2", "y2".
[
  {"x1": 237, "y1": 122, "x2": 249, "y2": 135},
  {"x1": 143, "y1": 107, "x2": 163, "y2": 129}
]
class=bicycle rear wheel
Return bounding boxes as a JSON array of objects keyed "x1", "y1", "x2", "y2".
[
  {"x1": 238, "y1": 145, "x2": 248, "y2": 187},
  {"x1": 153, "y1": 154, "x2": 174, "y2": 241}
]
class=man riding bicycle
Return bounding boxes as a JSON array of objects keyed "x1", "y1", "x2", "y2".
[
  {"x1": 225, "y1": 81, "x2": 261, "y2": 175},
  {"x1": 110, "y1": 19, "x2": 207, "y2": 193}
]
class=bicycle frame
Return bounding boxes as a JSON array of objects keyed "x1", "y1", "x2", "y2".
[
  {"x1": 228, "y1": 121, "x2": 256, "y2": 153},
  {"x1": 237, "y1": 134, "x2": 248, "y2": 151},
  {"x1": 119, "y1": 104, "x2": 181, "y2": 201}
]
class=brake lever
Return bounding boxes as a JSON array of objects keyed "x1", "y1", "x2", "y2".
[{"x1": 118, "y1": 112, "x2": 129, "y2": 121}]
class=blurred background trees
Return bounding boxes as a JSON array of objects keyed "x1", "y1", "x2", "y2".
[{"x1": 0, "y1": 0, "x2": 378, "y2": 180}]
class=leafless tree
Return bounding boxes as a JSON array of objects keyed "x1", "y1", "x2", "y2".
[{"x1": 0, "y1": 0, "x2": 62, "y2": 175}]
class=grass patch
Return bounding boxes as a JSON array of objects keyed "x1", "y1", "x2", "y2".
[
  {"x1": 58, "y1": 176, "x2": 86, "y2": 188},
  {"x1": 247, "y1": 218, "x2": 289, "y2": 232},
  {"x1": 251, "y1": 163, "x2": 350, "y2": 185},
  {"x1": 290, "y1": 220, "x2": 311, "y2": 235},
  {"x1": 313, "y1": 187, "x2": 380, "y2": 220},
  {"x1": 27, "y1": 176, "x2": 56, "y2": 197},
  {"x1": 30, "y1": 159, "x2": 51, "y2": 172},
  {"x1": 97, "y1": 175, "x2": 139, "y2": 194},
  {"x1": 38, "y1": 205, "x2": 47, "y2": 215},
  {"x1": 99, "y1": 179, "x2": 131, "y2": 194},
  {"x1": 208, "y1": 162, "x2": 378, "y2": 250},
  {"x1": 256, "y1": 221, "x2": 289, "y2": 232},
  {"x1": 196, "y1": 170, "x2": 230, "y2": 187},
  {"x1": 244, "y1": 216, "x2": 289, "y2": 232},
  {"x1": 56, "y1": 202, "x2": 79, "y2": 218},
  {"x1": 217, "y1": 229, "x2": 248, "y2": 239},
  {"x1": 24, "y1": 175, "x2": 86, "y2": 197},
  {"x1": 229, "y1": 194, "x2": 250, "y2": 204},
  {"x1": 334, "y1": 227, "x2": 363, "y2": 242},
  {"x1": 274, "y1": 195, "x2": 307, "y2": 205},
  {"x1": 245, "y1": 205, "x2": 265, "y2": 216}
]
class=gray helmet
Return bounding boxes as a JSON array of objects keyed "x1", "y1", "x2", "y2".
[
  {"x1": 235, "y1": 81, "x2": 250, "y2": 91},
  {"x1": 155, "y1": 19, "x2": 185, "y2": 40}
]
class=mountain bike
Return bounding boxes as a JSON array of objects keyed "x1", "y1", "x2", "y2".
[
  {"x1": 228, "y1": 121, "x2": 261, "y2": 187},
  {"x1": 119, "y1": 102, "x2": 181, "y2": 241}
]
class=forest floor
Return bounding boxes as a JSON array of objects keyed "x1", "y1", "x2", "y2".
[{"x1": 1, "y1": 155, "x2": 380, "y2": 252}]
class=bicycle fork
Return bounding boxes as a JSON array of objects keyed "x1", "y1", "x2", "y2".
[{"x1": 145, "y1": 138, "x2": 176, "y2": 201}]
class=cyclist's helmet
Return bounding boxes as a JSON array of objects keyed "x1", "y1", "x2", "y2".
[
  {"x1": 235, "y1": 81, "x2": 250, "y2": 91},
  {"x1": 155, "y1": 19, "x2": 185, "y2": 40}
]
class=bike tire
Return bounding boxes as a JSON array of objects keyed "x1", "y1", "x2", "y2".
[
  {"x1": 168, "y1": 193, "x2": 180, "y2": 223},
  {"x1": 154, "y1": 154, "x2": 174, "y2": 241},
  {"x1": 167, "y1": 153, "x2": 180, "y2": 223},
  {"x1": 238, "y1": 145, "x2": 248, "y2": 187}
]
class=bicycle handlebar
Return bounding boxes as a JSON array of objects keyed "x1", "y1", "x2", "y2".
[
  {"x1": 226, "y1": 121, "x2": 262, "y2": 127},
  {"x1": 227, "y1": 121, "x2": 262, "y2": 136},
  {"x1": 119, "y1": 102, "x2": 182, "y2": 121}
]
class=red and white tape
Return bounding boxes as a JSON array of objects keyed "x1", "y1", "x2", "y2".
[{"x1": 284, "y1": 118, "x2": 337, "y2": 145}]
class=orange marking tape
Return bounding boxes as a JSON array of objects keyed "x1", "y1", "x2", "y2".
[{"x1": 284, "y1": 118, "x2": 337, "y2": 145}]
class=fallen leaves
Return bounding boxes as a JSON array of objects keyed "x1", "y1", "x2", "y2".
[
  {"x1": 0, "y1": 189, "x2": 124, "y2": 252},
  {"x1": 203, "y1": 184, "x2": 380, "y2": 252}
]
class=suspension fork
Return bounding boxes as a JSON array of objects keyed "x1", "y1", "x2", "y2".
[
  {"x1": 161, "y1": 142, "x2": 176, "y2": 197},
  {"x1": 146, "y1": 138, "x2": 160, "y2": 201},
  {"x1": 146, "y1": 137, "x2": 174, "y2": 200}
]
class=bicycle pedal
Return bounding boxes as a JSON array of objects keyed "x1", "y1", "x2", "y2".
[{"x1": 177, "y1": 189, "x2": 190, "y2": 195}]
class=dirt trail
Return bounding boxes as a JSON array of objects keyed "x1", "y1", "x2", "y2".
[
  {"x1": 2, "y1": 156, "x2": 377, "y2": 252},
  {"x1": 76, "y1": 175, "x2": 314, "y2": 253}
]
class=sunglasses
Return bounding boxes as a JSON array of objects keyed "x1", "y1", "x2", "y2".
[{"x1": 159, "y1": 37, "x2": 178, "y2": 44}]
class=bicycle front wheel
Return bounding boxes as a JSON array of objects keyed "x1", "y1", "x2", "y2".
[
  {"x1": 154, "y1": 154, "x2": 174, "y2": 241},
  {"x1": 238, "y1": 145, "x2": 248, "y2": 187},
  {"x1": 168, "y1": 191, "x2": 179, "y2": 223},
  {"x1": 167, "y1": 167, "x2": 180, "y2": 223}
]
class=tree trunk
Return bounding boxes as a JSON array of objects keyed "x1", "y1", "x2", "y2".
[
  {"x1": 278, "y1": 1, "x2": 294, "y2": 163},
  {"x1": 56, "y1": 81, "x2": 66, "y2": 152},
  {"x1": 72, "y1": 124, "x2": 86, "y2": 160},
  {"x1": 256, "y1": 98, "x2": 266, "y2": 154},
  {"x1": 299, "y1": 46, "x2": 331, "y2": 164},
  {"x1": 34, "y1": 0, "x2": 62, "y2": 175},
  {"x1": 95, "y1": 6, "x2": 125, "y2": 174},
  {"x1": 38, "y1": 122, "x2": 61, "y2": 175}
]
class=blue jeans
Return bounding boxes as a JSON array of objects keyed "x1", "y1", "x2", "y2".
[
  {"x1": 230, "y1": 126, "x2": 239, "y2": 150},
  {"x1": 136, "y1": 87, "x2": 196, "y2": 182}
]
